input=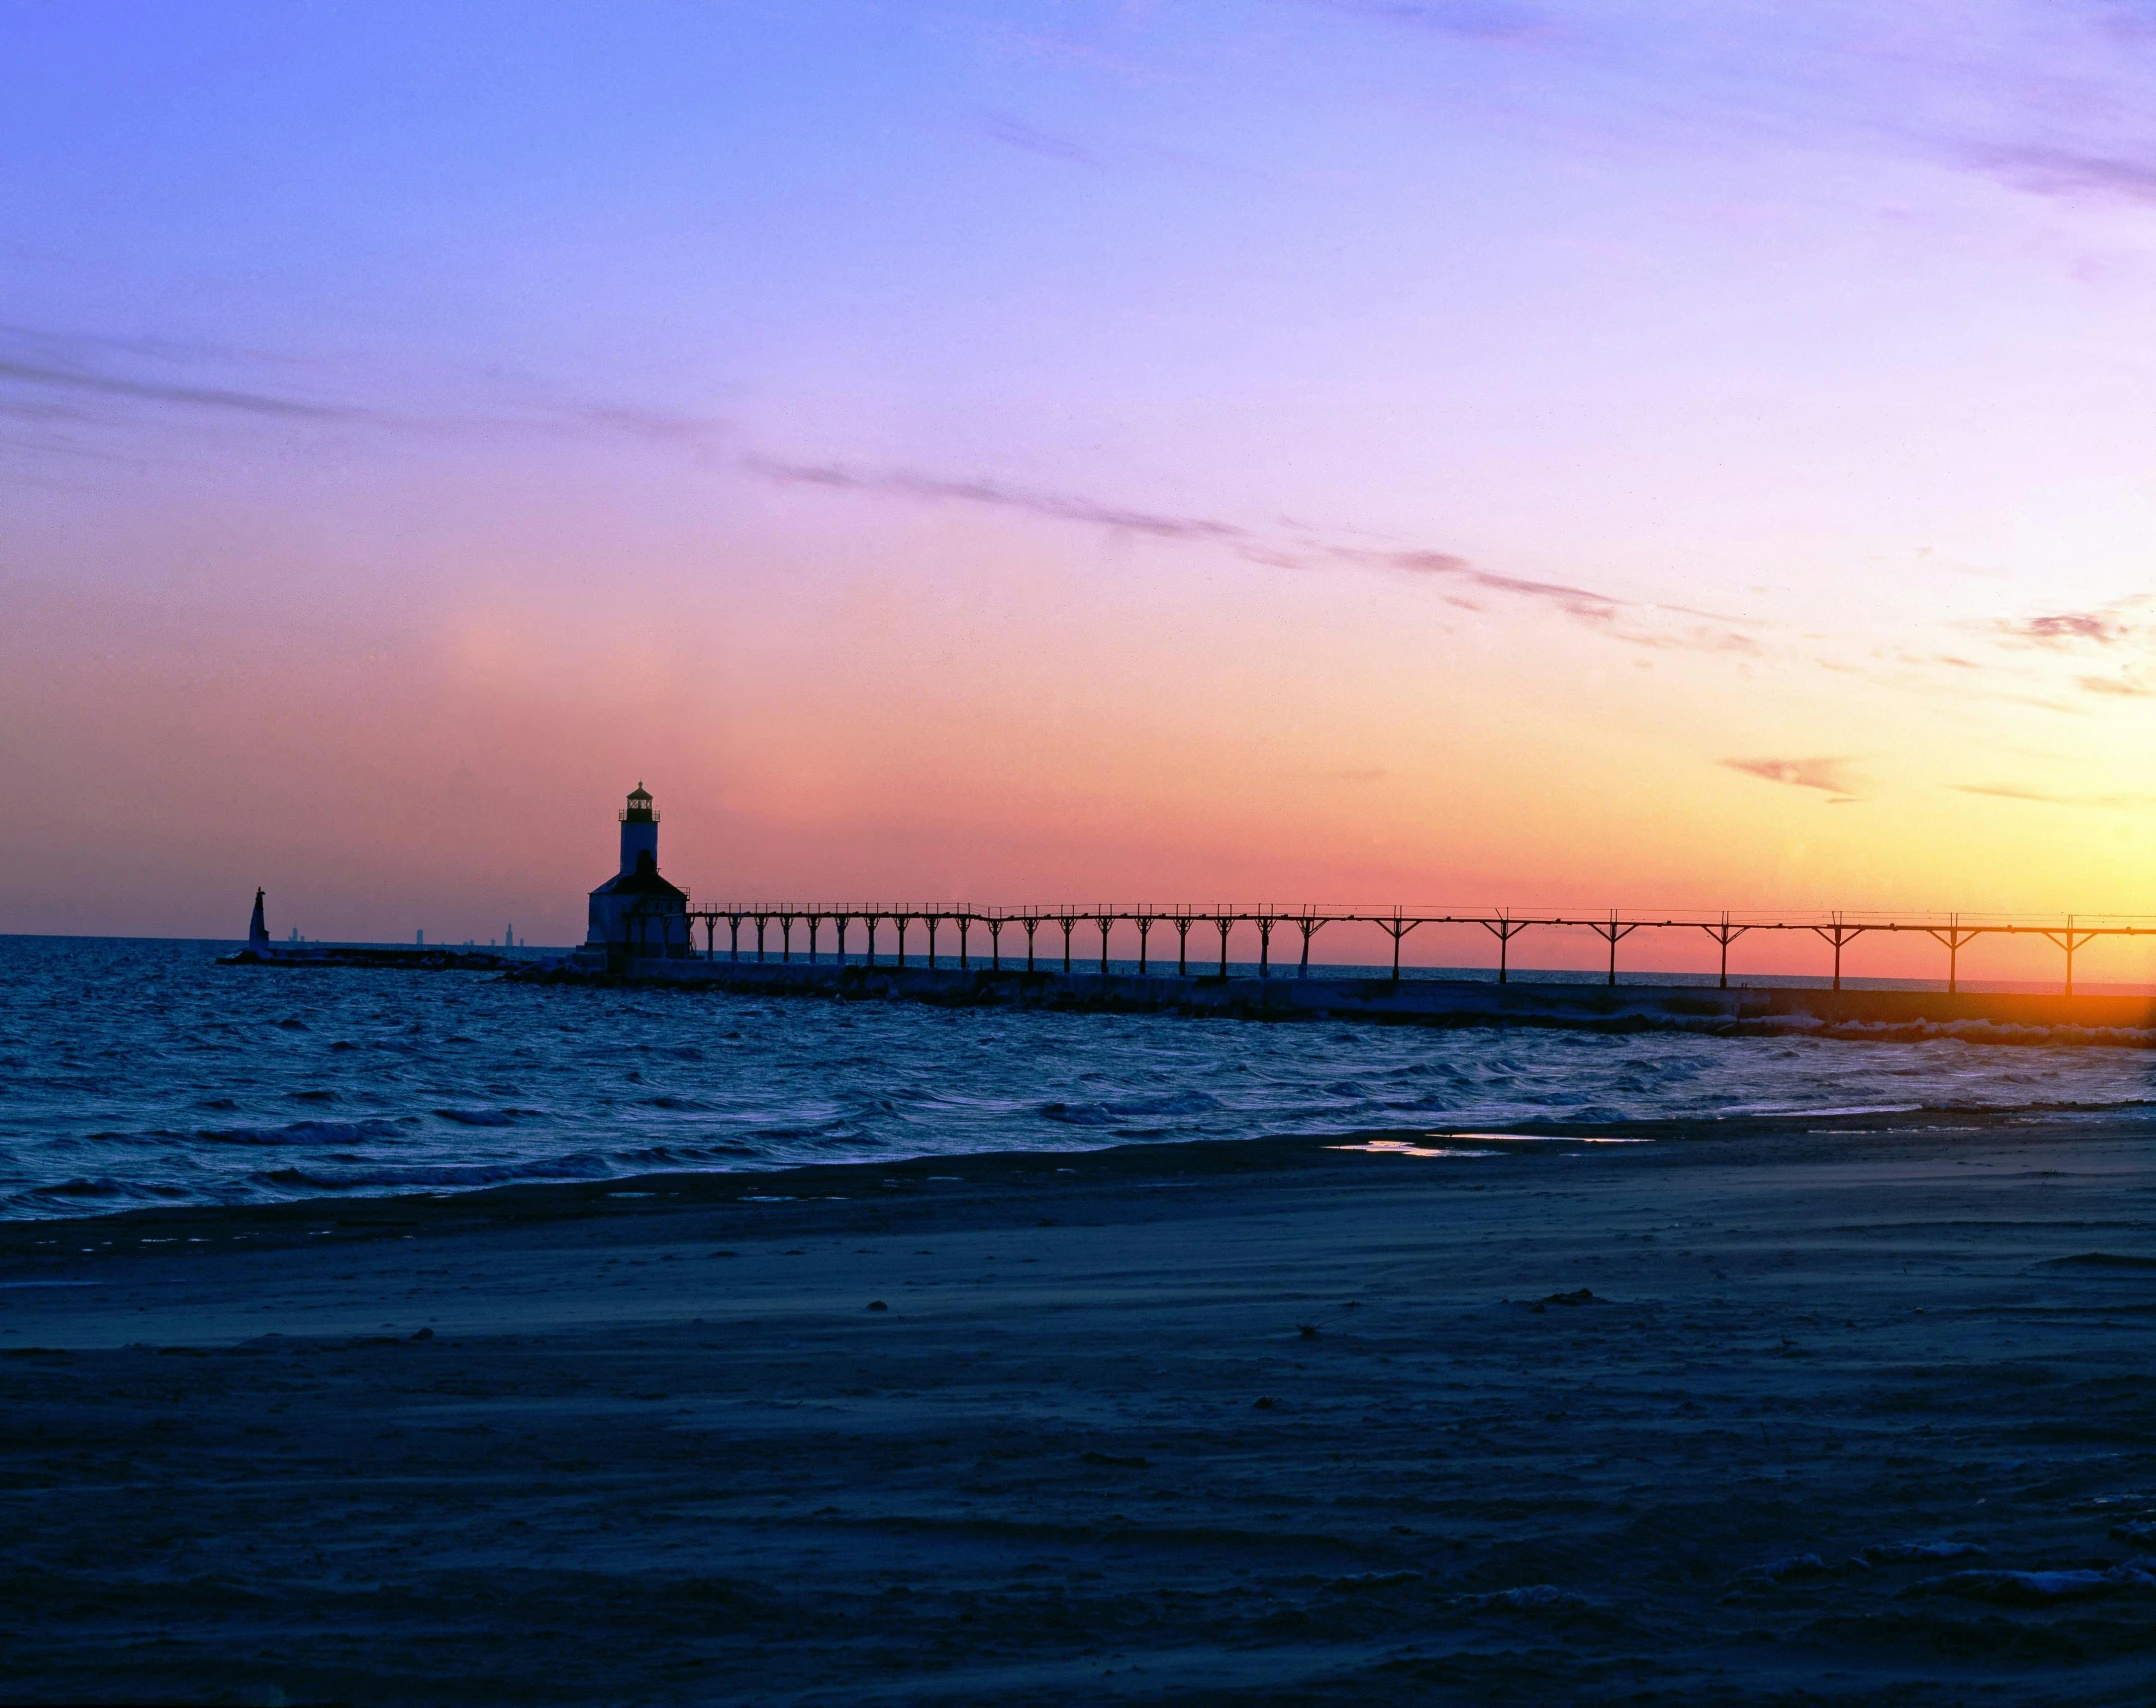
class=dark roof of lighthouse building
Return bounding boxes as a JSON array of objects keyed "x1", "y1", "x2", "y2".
[{"x1": 590, "y1": 850, "x2": 687, "y2": 901}]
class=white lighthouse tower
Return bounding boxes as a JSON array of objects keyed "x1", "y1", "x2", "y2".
[{"x1": 579, "y1": 783, "x2": 692, "y2": 966}]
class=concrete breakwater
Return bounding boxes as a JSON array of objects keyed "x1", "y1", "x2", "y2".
[
  {"x1": 513, "y1": 958, "x2": 2156, "y2": 1042},
  {"x1": 223, "y1": 945, "x2": 524, "y2": 971}
]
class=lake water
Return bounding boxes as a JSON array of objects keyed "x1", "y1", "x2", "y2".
[{"x1": 3, "y1": 935, "x2": 2150, "y2": 1218}]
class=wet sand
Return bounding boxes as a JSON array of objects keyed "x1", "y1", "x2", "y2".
[{"x1": 4, "y1": 1116, "x2": 2155, "y2": 1705}]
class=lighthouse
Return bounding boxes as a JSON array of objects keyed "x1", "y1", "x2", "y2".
[{"x1": 582, "y1": 783, "x2": 692, "y2": 963}]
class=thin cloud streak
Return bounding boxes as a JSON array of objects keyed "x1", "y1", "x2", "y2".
[
  {"x1": 1720, "y1": 756, "x2": 1864, "y2": 800},
  {"x1": 0, "y1": 327, "x2": 389, "y2": 431},
  {"x1": 0, "y1": 323, "x2": 744, "y2": 461},
  {"x1": 1998, "y1": 609, "x2": 2132, "y2": 645},
  {"x1": 1953, "y1": 782, "x2": 2059, "y2": 802},
  {"x1": 567, "y1": 404, "x2": 731, "y2": 453},
  {"x1": 744, "y1": 453, "x2": 1742, "y2": 647},
  {"x1": 746, "y1": 456, "x2": 1252, "y2": 544},
  {"x1": 1953, "y1": 782, "x2": 2156, "y2": 808},
  {"x1": 0, "y1": 328, "x2": 1990, "y2": 687},
  {"x1": 3, "y1": 324, "x2": 2113, "y2": 700},
  {"x1": 1308, "y1": 0, "x2": 1557, "y2": 45},
  {"x1": 981, "y1": 113, "x2": 1101, "y2": 167},
  {"x1": 1332, "y1": 546, "x2": 1618, "y2": 622},
  {"x1": 1315, "y1": 0, "x2": 2156, "y2": 231},
  {"x1": 1967, "y1": 142, "x2": 2156, "y2": 207},
  {"x1": 0, "y1": 356, "x2": 377, "y2": 422}
]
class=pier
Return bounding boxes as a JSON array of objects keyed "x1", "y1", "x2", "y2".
[
  {"x1": 518, "y1": 896, "x2": 2156, "y2": 1039},
  {"x1": 561, "y1": 786, "x2": 2156, "y2": 1001},
  {"x1": 518, "y1": 954, "x2": 2156, "y2": 1041},
  {"x1": 232, "y1": 786, "x2": 2156, "y2": 1035}
]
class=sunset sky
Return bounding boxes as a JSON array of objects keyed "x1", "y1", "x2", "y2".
[{"x1": 6, "y1": 2, "x2": 2156, "y2": 977}]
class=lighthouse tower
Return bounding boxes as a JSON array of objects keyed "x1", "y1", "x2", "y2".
[
  {"x1": 582, "y1": 783, "x2": 692, "y2": 964},
  {"x1": 618, "y1": 783, "x2": 659, "y2": 875}
]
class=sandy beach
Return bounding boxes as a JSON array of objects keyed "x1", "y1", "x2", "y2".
[{"x1": 4, "y1": 1115, "x2": 2154, "y2": 1705}]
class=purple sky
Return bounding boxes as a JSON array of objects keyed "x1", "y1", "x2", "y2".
[{"x1": 5, "y1": 2, "x2": 2156, "y2": 960}]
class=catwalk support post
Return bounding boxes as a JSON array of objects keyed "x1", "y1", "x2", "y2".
[
  {"x1": 1586, "y1": 913, "x2": 1640, "y2": 987},
  {"x1": 1294, "y1": 909, "x2": 1326, "y2": 978},
  {"x1": 1699, "y1": 914, "x2": 1749, "y2": 990},
  {"x1": 1480, "y1": 915, "x2": 1529, "y2": 984},
  {"x1": 1810, "y1": 915, "x2": 1867, "y2": 993},
  {"x1": 1377, "y1": 912, "x2": 1419, "y2": 981},
  {"x1": 1924, "y1": 915, "x2": 1979, "y2": 995},
  {"x1": 2042, "y1": 915, "x2": 2100, "y2": 997}
]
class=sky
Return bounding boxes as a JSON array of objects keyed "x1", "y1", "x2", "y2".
[{"x1": 5, "y1": 1, "x2": 2156, "y2": 977}]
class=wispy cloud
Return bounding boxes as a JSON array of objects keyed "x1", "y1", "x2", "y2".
[
  {"x1": 1899, "y1": 592, "x2": 2156, "y2": 714},
  {"x1": 0, "y1": 326, "x2": 383, "y2": 429},
  {"x1": 1308, "y1": 1, "x2": 1556, "y2": 45},
  {"x1": 746, "y1": 456, "x2": 1251, "y2": 544},
  {"x1": 1995, "y1": 608, "x2": 2135, "y2": 645},
  {"x1": 1953, "y1": 781, "x2": 2156, "y2": 808},
  {"x1": 1953, "y1": 781, "x2": 2057, "y2": 802},
  {"x1": 1311, "y1": 0, "x2": 2156, "y2": 229},
  {"x1": 2078, "y1": 672, "x2": 2156, "y2": 697},
  {"x1": 0, "y1": 324, "x2": 1778, "y2": 668},
  {"x1": 744, "y1": 453, "x2": 1763, "y2": 650},
  {"x1": 1965, "y1": 143, "x2": 2156, "y2": 208},
  {"x1": 1720, "y1": 756, "x2": 1864, "y2": 800},
  {"x1": 566, "y1": 403, "x2": 729, "y2": 452},
  {"x1": 981, "y1": 113, "x2": 1100, "y2": 167},
  {"x1": 1331, "y1": 545, "x2": 1617, "y2": 621},
  {"x1": 0, "y1": 355, "x2": 372, "y2": 422},
  {"x1": 0, "y1": 322, "x2": 748, "y2": 467}
]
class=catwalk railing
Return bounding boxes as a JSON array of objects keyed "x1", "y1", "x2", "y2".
[{"x1": 680, "y1": 906, "x2": 2156, "y2": 996}]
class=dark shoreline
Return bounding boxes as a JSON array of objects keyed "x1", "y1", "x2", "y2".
[
  {"x1": 0, "y1": 1102, "x2": 2133, "y2": 1251},
  {"x1": 5, "y1": 1114, "x2": 2155, "y2": 1704}
]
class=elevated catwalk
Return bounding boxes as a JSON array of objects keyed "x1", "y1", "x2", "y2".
[{"x1": 681, "y1": 903, "x2": 2156, "y2": 995}]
